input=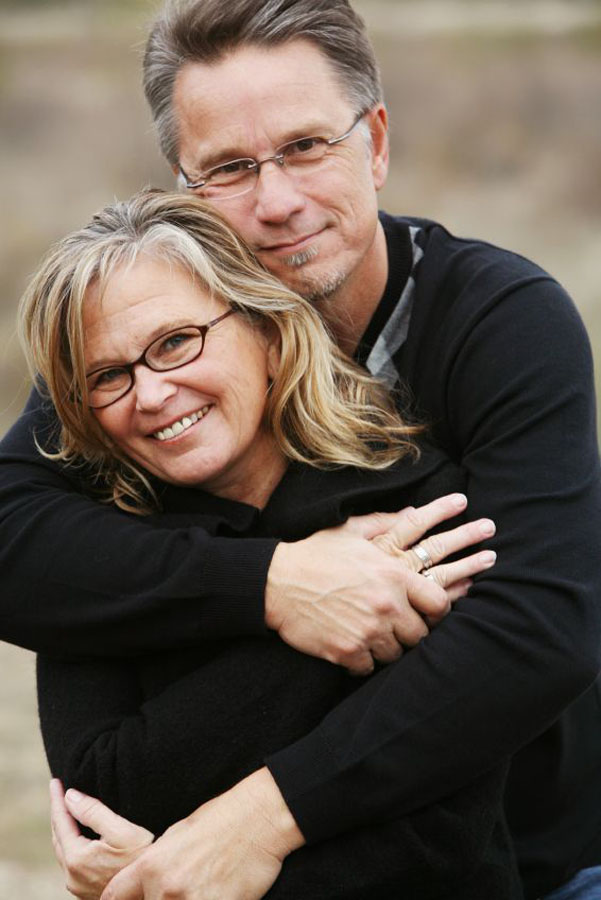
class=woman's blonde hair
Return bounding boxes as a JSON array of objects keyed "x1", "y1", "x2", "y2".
[{"x1": 19, "y1": 189, "x2": 420, "y2": 513}]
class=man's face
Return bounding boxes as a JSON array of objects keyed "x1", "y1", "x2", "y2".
[{"x1": 173, "y1": 40, "x2": 389, "y2": 306}]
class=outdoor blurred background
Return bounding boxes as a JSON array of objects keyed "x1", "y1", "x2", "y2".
[{"x1": 1, "y1": 0, "x2": 600, "y2": 896}]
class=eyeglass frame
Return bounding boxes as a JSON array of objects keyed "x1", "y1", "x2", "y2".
[
  {"x1": 178, "y1": 112, "x2": 368, "y2": 200},
  {"x1": 84, "y1": 309, "x2": 235, "y2": 409}
]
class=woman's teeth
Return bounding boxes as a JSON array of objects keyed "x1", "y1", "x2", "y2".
[{"x1": 154, "y1": 405, "x2": 211, "y2": 441}]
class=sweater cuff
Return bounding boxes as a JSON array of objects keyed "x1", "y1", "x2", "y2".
[
  {"x1": 266, "y1": 727, "x2": 344, "y2": 844},
  {"x1": 200, "y1": 537, "x2": 278, "y2": 636}
]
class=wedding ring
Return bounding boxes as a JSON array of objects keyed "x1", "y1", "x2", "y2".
[{"x1": 412, "y1": 543, "x2": 434, "y2": 570}]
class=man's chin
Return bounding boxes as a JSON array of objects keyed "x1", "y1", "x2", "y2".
[{"x1": 276, "y1": 258, "x2": 348, "y2": 303}]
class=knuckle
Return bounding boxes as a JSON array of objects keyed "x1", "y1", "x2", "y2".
[
  {"x1": 375, "y1": 596, "x2": 396, "y2": 616},
  {"x1": 425, "y1": 534, "x2": 445, "y2": 559},
  {"x1": 332, "y1": 637, "x2": 362, "y2": 663},
  {"x1": 404, "y1": 507, "x2": 423, "y2": 529},
  {"x1": 160, "y1": 874, "x2": 185, "y2": 897},
  {"x1": 428, "y1": 586, "x2": 450, "y2": 615}
]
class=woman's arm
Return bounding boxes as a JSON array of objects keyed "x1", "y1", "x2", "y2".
[{"x1": 42, "y1": 647, "x2": 516, "y2": 900}]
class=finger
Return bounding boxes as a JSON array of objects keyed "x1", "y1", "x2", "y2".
[
  {"x1": 50, "y1": 779, "x2": 82, "y2": 855},
  {"x1": 369, "y1": 629, "x2": 404, "y2": 665},
  {"x1": 65, "y1": 790, "x2": 154, "y2": 850},
  {"x1": 444, "y1": 578, "x2": 473, "y2": 604},
  {"x1": 344, "y1": 648, "x2": 377, "y2": 677},
  {"x1": 407, "y1": 518, "x2": 496, "y2": 572},
  {"x1": 402, "y1": 569, "x2": 450, "y2": 626},
  {"x1": 100, "y1": 863, "x2": 144, "y2": 900},
  {"x1": 382, "y1": 493, "x2": 469, "y2": 551},
  {"x1": 50, "y1": 819, "x2": 66, "y2": 869},
  {"x1": 340, "y1": 510, "x2": 411, "y2": 540},
  {"x1": 429, "y1": 549, "x2": 497, "y2": 589}
]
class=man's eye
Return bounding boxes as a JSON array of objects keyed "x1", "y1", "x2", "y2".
[
  {"x1": 284, "y1": 137, "x2": 326, "y2": 164},
  {"x1": 292, "y1": 138, "x2": 320, "y2": 153},
  {"x1": 208, "y1": 159, "x2": 256, "y2": 183}
]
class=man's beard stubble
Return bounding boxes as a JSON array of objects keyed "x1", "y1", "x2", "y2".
[{"x1": 281, "y1": 244, "x2": 347, "y2": 304}]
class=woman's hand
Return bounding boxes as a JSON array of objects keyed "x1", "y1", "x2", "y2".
[
  {"x1": 49, "y1": 779, "x2": 154, "y2": 900},
  {"x1": 266, "y1": 493, "x2": 496, "y2": 675},
  {"x1": 369, "y1": 496, "x2": 496, "y2": 608},
  {"x1": 100, "y1": 768, "x2": 303, "y2": 900}
]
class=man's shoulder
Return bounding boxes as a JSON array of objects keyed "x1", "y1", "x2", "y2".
[
  {"x1": 383, "y1": 211, "x2": 551, "y2": 290},
  {"x1": 380, "y1": 211, "x2": 574, "y2": 337}
]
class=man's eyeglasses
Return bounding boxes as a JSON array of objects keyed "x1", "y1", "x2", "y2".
[
  {"x1": 85, "y1": 309, "x2": 235, "y2": 409},
  {"x1": 178, "y1": 113, "x2": 366, "y2": 202}
]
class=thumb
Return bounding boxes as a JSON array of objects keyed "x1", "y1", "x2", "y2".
[
  {"x1": 341, "y1": 510, "x2": 407, "y2": 540},
  {"x1": 101, "y1": 863, "x2": 144, "y2": 900},
  {"x1": 65, "y1": 789, "x2": 153, "y2": 850}
]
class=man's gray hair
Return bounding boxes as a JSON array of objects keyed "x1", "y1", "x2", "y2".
[{"x1": 143, "y1": 0, "x2": 383, "y2": 166}]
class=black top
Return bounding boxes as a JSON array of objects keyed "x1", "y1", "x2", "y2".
[
  {"x1": 38, "y1": 451, "x2": 522, "y2": 899},
  {"x1": 1, "y1": 214, "x2": 600, "y2": 897}
]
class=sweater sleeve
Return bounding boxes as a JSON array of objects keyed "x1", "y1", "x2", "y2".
[
  {"x1": 265, "y1": 276, "x2": 601, "y2": 842},
  {"x1": 0, "y1": 391, "x2": 276, "y2": 655}
]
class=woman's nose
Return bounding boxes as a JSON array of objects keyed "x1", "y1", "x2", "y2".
[{"x1": 133, "y1": 365, "x2": 178, "y2": 412}]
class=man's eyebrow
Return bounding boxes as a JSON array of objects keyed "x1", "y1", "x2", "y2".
[
  {"x1": 86, "y1": 320, "x2": 193, "y2": 373},
  {"x1": 193, "y1": 122, "x2": 332, "y2": 173}
]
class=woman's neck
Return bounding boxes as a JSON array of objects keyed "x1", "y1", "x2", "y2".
[{"x1": 201, "y1": 438, "x2": 289, "y2": 511}]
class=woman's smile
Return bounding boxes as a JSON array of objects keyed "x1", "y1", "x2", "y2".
[{"x1": 151, "y1": 404, "x2": 213, "y2": 441}]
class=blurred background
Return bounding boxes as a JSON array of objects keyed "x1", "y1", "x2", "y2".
[{"x1": 1, "y1": 0, "x2": 600, "y2": 895}]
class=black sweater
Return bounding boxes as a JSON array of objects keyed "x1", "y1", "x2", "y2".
[
  {"x1": 38, "y1": 451, "x2": 522, "y2": 899},
  {"x1": 2, "y1": 215, "x2": 600, "y2": 897}
]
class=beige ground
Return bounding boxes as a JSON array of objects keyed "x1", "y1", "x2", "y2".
[{"x1": 1, "y1": 1, "x2": 600, "y2": 896}]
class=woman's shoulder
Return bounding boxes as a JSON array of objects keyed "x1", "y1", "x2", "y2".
[{"x1": 259, "y1": 442, "x2": 465, "y2": 541}]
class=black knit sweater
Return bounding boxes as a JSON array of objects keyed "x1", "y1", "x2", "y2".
[{"x1": 38, "y1": 448, "x2": 522, "y2": 899}]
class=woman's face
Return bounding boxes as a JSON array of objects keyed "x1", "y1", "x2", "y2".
[{"x1": 83, "y1": 255, "x2": 281, "y2": 503}]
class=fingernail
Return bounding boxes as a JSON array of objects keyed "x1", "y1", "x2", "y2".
[
  {"x1": 480, "y1": 550, "x2": 497, "y2": 566},
  {"x1": 479, "y1": 519, "x2": 495, "y2": 537},
  {"x1": 66, "y1": 788, "x2": 83, "y2": 804},
  {"x1": 452, "y1": 493, "x2": 467, "y2": 508}
]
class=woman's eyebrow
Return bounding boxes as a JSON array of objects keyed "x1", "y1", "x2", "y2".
[{"x1": 86, "y1": 320, "x2": 193, "y2": 372}]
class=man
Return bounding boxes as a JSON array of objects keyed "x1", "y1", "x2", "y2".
[{"x1": 1, "y1": 0, "x2": 600, "y2": 897}]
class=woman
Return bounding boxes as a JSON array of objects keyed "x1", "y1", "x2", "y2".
[{"x1": 20, "y1": 190, "x2": 517, "y2": 899}]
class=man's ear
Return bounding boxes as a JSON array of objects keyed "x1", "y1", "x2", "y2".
[{"x1": 368, "y1": 104, "x2": 389, "y2": 191}]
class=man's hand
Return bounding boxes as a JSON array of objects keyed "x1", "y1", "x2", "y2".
[
  {"x1": 100, "y1": 768, "x2": 303, "y2": 900},
  {"x1": 266, "y1": 493, "x2": 496, "y2": 675},
  {"x1": 49, "y1": 779, "x2": 153, "y2": 900}
]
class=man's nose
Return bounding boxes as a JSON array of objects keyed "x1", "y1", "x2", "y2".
[
  {"x1": 253, "y1": 161, "x2": 306, "y2": 224},
  {"x1": 133, "y1": 365, "x2": 177, "y2": 412}
]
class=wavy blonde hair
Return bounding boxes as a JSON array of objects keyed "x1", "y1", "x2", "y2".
[{"x1": 19, "y1": 190, "x2": 420, "y2": 513}]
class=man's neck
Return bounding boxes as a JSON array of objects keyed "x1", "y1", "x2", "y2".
[{"x1": 319, "y1": 221, "x2": 389, "y2": 357}]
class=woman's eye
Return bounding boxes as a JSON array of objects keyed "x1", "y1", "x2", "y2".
[
  {"x1": 93, "y1": 368, "x2": 125, "y2": 388},
  {"x1": 160, "y1": 333, "x2": 192, "y2": 354}
]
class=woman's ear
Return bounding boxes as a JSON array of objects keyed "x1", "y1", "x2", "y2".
[{"x1": 266, "y1": 337, "x2": 281, "y2": 380}]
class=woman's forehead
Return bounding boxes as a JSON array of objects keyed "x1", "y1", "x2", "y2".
[{"x1": 82, "y1": 257, "x2": 219, "y2": 366}]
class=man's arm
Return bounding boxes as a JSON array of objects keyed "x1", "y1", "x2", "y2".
[
  {"x1": 0, "y1": 389, "x2": 457, "y2": 662},
  {"x1": 263, "y1": 277, "x2": 601, "y2": 842},
  {"x1": 0, "y1": 392, "x2": 274, "y2": 654}
]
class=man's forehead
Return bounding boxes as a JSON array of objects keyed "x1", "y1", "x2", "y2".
[{"x1": 173, "y1": 40, "x2": 353, "y2": 164}]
